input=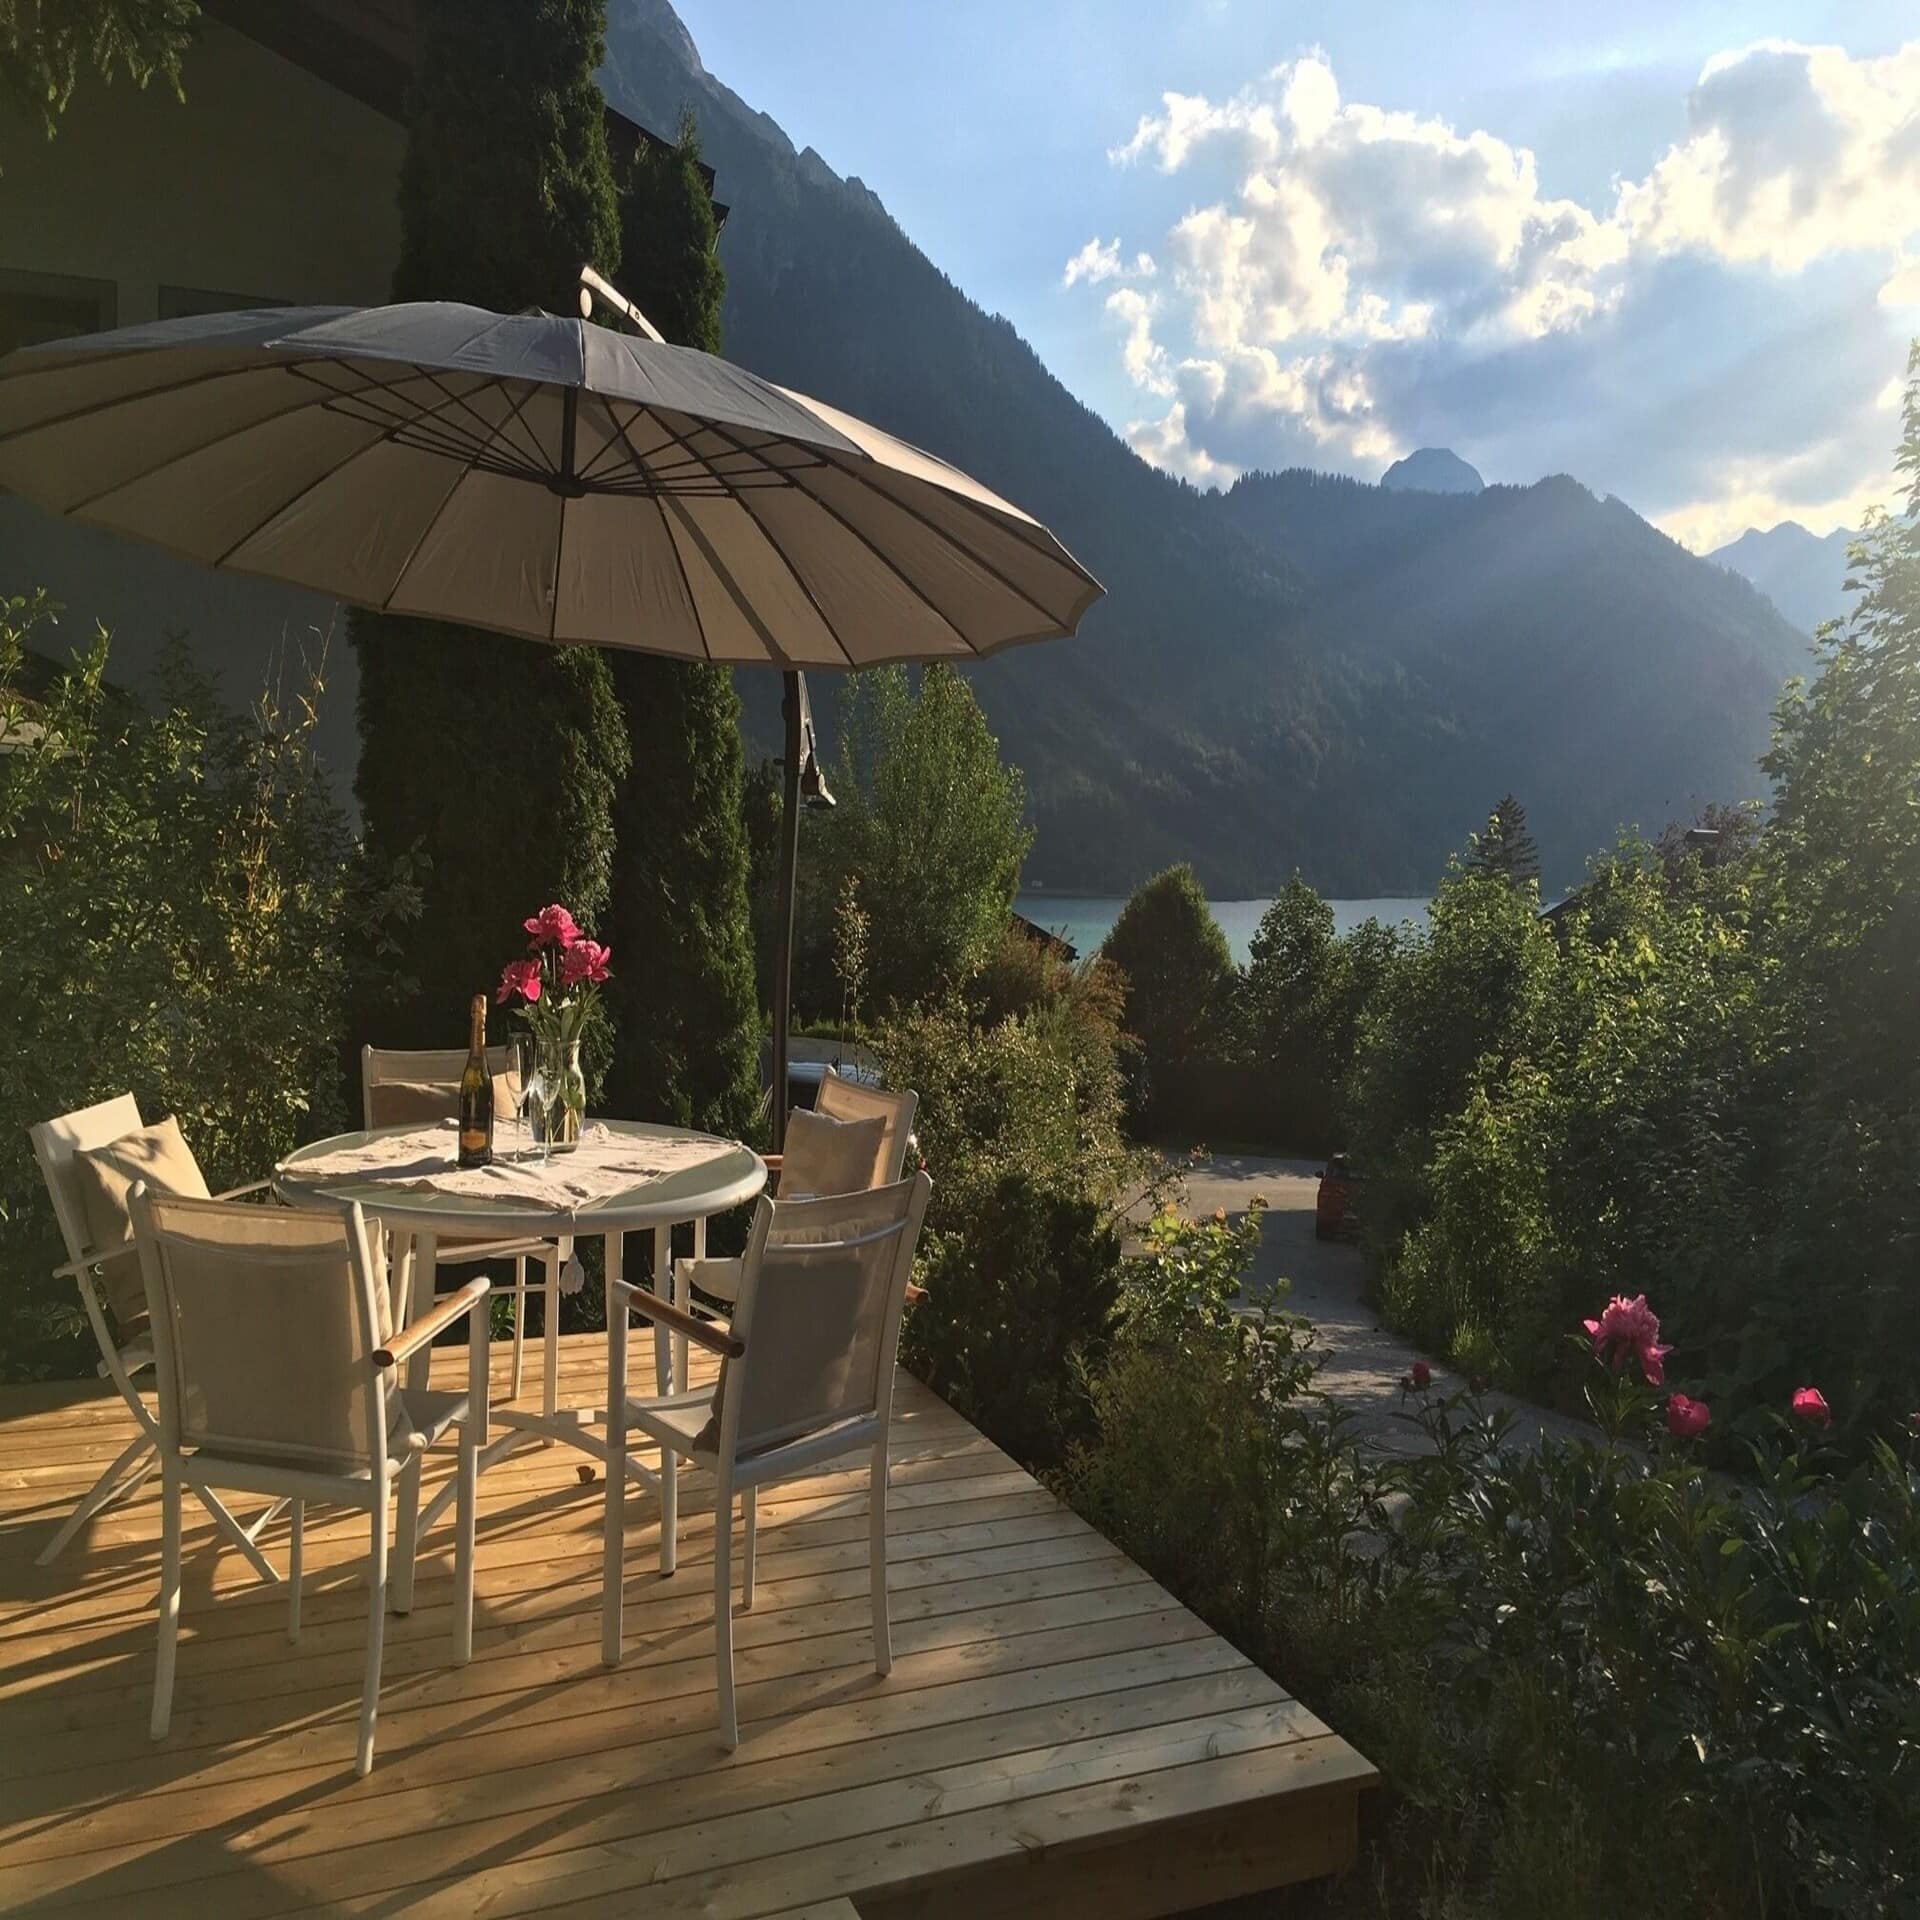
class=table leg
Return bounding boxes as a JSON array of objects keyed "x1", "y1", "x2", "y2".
[
  {"x1": 407, "y1": 1230, "x2": 438, "y2": 1397},
  {"x1": 545, "y1": 1237, "x2": 567, "y2": 1424}
]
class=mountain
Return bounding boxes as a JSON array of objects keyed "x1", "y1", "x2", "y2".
[
  {"x1": 1708, "y1": 521, "x2": 1859, "y2": 638},
  {"x1": 1381, "y1": 447, "x2": 1484, "y2": 494},
  {"x1": 601, "y1": 1, "x2": 1811, "y2": 894}
]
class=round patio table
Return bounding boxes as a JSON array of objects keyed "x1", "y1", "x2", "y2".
[{"x1": 275, "y1": 1120, "x2": 766, "y2": 1536}]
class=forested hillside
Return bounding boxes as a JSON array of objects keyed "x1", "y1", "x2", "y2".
[{"x1": 602, "y1": 0, "x2": 1816, "y2": 893}]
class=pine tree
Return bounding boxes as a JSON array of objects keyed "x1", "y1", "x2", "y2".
[
  {"x1": 1468, "y1": 794, "x2": 1541, "y2": 893},
  {"x1": 598, "y1": 115, "x2": 761, "y2": 1136},
  {"x1": 351, "y1": 0, "x2": 629, "y2": 1054}
]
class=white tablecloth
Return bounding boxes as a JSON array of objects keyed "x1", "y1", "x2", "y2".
[{"x1": 282, "y1": 1121, "x2": 735, "y2": 1212}]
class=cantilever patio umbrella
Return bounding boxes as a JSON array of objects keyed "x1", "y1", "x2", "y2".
[{"x1": 0, "y1": 289, "x2": 1103, "y2": 1145}]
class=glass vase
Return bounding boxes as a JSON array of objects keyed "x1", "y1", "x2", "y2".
[{"x1": 531, "y1": 1036, "x2": 585, "y2": 1156}]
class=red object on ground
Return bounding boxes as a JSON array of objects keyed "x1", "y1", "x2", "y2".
[{"x1": 1316, "y1": 1154, "x2": 1360, "y2": 1241}]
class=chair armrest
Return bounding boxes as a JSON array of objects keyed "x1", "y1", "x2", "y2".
[
  {"x1": 374, "y1": 1278, "x2": 490, "y2": 1370},
  {"x1": 611, "y1": 1279, "x2": 744, "y2": 1359},
  {"x1": 904, "y1": 1281, "x2": 928, "y2": 1306},
  {"x1": 213, "y1": 1178, "x2": 275, "y2": 1202}
]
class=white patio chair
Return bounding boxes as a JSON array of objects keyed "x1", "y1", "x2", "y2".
[
  {"x1": 28, "y1": 1095, "x2": 285, "y2": 1575},
  {"x1": 603, "y1": 1173, "x2": 932, "y2": 1749},
  {"x1": 361, "y1": 1044, "x2": 562, "y2": 1401},
  {"x1": 676, "y1": 1072, "x2": 919, "y2": 1312},
  {"x1": 130, "y1": 1186, "x2": 489, "y2": 1776}
]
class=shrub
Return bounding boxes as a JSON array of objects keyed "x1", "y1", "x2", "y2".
[
  {"x1": 1100, "y1": 864, "x2": 1238, "y2": 1131},
  {"x1": 903, "y1": 1170, "x2": 1120, "y2": 1468},
  {"x1": 807, "y1": 664, "x2": 1032, "y2": 1013},
  {"x1": 0, "y1": 600, "x2": 406, "y2": 1379}
]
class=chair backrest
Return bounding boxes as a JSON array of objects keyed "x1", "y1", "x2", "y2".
[
  {"x1": 813, "y1": 1071, "x2": 918, "y2": 1186},
  {"x1": 30, "y1": 1093, "x2": 145, "y2": 1269},
  {"x1": 720, "y1": 1174, "x2": 931, "y2": 1464},
  {"x1": 361, "y1": 1043, "x2": 516, "y2": 1131},
  {"x1": 131, "y1": 1189, "x2": 391, "y2": 1477}
]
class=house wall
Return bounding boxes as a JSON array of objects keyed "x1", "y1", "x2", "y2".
[
  {"x1": 0, "y1": 22, "x2": 404, "y2": 794},
  {"x1": 1, "y1": 20, "x2": 404, "y2": 322}
]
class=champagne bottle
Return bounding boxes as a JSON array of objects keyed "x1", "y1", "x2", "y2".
[{"x1": 457, "y1": 993, "x2": 493, "y2": 1169}]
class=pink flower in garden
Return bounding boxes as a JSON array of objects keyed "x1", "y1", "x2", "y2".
[
  {"x1": 524, "y1": 903, "x2": 581, "y2": 950},
  {"x1": 559, "y1": 938, "x2": 612, "y2": 988},
  {"x1": 496, "y1": 957, "x2": 542, "y2": 1005},
  {"x1": 1409, "y1": 1360, "x2": 1432, "y2": 1391},
  {"x1": 1791, "y1": 1386, "x2": 1831, "y2": 1429},
  {"x1": 1582, "y1": 1294, "x2": 1673, "y2": 1387},
  {"x1": 1666, "y1": 1393, "x2": 1711, "y2": 1440}
]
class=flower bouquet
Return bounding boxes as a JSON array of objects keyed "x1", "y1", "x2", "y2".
[{"x1": 497, "y1": 903, "x2": 611, "y2": 1154}]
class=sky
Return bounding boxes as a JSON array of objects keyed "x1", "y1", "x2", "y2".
[{"x1": 672, "y1": 1, "x2": 1920, "y2": 552}]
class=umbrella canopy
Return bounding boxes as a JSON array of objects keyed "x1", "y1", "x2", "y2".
[
  {"x1": 0, "y1": 299, "x2": 1104, "y2": 1145},
  {"x1": 0, "y1": 303, "x2": 1101, "y2": 666}
]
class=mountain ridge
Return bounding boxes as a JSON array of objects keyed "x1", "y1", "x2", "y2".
[
  {"x1": 1708, "y1": 520, "x2": 1860, "y2": 637},
  {"x1": 597, "y1": 2, "x2": 1812, "y2": 895}
]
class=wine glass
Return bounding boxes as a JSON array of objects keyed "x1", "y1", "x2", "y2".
[{"x1": 506, "y1": 1032, "x2": 535, "y2": 1158}]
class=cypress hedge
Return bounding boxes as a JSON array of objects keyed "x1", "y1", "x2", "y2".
[
  {"x1": 599, "y1": 117, "x2": 761, "y2": 1136},
  {"x1": 352, "y1": 0, "x2": 628, "y2": 1054}
]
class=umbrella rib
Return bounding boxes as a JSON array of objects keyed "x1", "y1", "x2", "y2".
[
  {"x1": 809, "y1": 448, "x2": 1082, "y2": 634},
  {"x1": 658, "y1": 491, "x2": 794, "y2": 667},
  {"x1": 205, "y1": 362, "x2": 510, "y2": 573},
  {"x1": 625, "y1": 408, "x2": 853, "y2": 665},
  {"x1": 0, "y1": 361, "x2": 302, "y2": 450},
  {"x1": 697, "y1": 417, "x2": 977, "y2": 653},
  {"x1": 649, "y1": 491, "x2": 715, "y2": 663}
]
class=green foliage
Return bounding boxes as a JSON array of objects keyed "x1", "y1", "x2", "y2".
[
  {"x1": 0, "y1": 0, "x2": 195, "y2": 149},
  {"x1": 353, "y1": 0, "x2": 628, "y2": 1069},
  {"x1": 1466, "y1": 792, "x2": 1541, "y2": 892},
  {"x1": 880, "y1": 959, "x2": 1133, "y2": 1469},
  {"x1": 393, "y1": 0, "x2": 619, "y2": 315},
  {"x1": 0, "y1": 598, "x2": 404, "y2": 1378},
  {"x1": 905, "y1": 1171, "x2": 1120, "y2": 1470},
  {"x1": 598, "y1": 118, "x2": 758, "y2": 1138},
  {"x1": 352, "y1": 623, "x2": 626, "y2": 1076},
  {"x1": 1065, "y1": 1240, "x2": 1920, "y2": 1917},
  {"x1": 1753, "y1": 346, "x2": 1920, "y2": 1432},
  {"x1": 807, "y1": 664, "x2": 1032, "y2": 1012},
  {"x1": 601, "y1": 653, "x2": 760, "y2": 1136},
  {"x1": 615, "y1": 110, "x2": 725, "y2": 353},
  {"x1": 1100, "y1": 863, "x2": 1237, "y2": 1074}
]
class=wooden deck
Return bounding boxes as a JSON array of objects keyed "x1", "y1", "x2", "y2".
[{"x1": 0, "y1": 1334, "x2": 1374, "y2": 1918}]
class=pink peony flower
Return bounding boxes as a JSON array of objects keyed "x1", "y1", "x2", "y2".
[
  {"x1": 559, "y1": 938, "x2": 612, "y2": 988},
  {"x1": 524, "y1": 903, "x2": 581, "y2": 950},
  {"x1": 496, "y1": 957, "x2": 542, "y2": 1005},
  {"x1": 1582, "y1": 1294, "x2": 1673, "y2": 1387},
  {"x1": 1666, "y1": 1393, "x2": 1711, "y2": 1440},
  {"x1": 1409, "y1": 1360, "x2": 1432, "y2": 1390},
  {"x1": 1791, "y1": 1386, "x2": 1830, "y2": 1429}
]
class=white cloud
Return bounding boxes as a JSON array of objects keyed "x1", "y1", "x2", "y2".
[
  {"x1": 1618, "y1": 43, "x2": 1920, "y2": 274},
  {"x1": 1062, "y1": 235, "x2": 1158, "y2": 288},
  {"x1": 1076, "y1": 40, "x2": 1920, "y2": 518}
]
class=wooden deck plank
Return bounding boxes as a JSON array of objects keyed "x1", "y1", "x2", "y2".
[{"x1": 0, "y1": 1335, "x2": 1374, "y2": 1918}]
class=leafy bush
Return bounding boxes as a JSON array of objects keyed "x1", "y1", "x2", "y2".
[
  {"x1": 805, "y1": 664, "x2": 1032, "y2": 1014},
  {"x1": 1100, "y1": 864, "x2": 1239, "y2": 1134},
  {"x1": 0, "y1": 599, "x2": 406, "y2": 1379},
  {"x1": 1063, "y1": 1239, "x2": 1920, "y2": 1916}
]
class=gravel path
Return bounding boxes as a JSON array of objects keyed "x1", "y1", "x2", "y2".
[{"x1": 1176, "y1": 1152, "x2": 1588, "y2": 1453}]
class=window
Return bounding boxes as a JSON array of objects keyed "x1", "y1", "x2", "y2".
[{"x1": 0, "y1": 269, "x2": 116, "y2": 358}]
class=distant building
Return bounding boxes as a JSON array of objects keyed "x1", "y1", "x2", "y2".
[{"x1": 1011, "y1": 911, "x2": 1078, "y2": 963}]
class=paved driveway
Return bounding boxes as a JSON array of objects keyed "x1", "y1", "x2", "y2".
[{"x1": 1177, "y1": 1152, "x2": 1586, "y2": 1453}]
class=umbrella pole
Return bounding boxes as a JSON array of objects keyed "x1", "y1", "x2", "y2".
[{"x1": 770, "y1": 669, "x2": 803, "y2": 1154}]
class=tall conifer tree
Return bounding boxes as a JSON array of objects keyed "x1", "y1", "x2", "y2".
[
  {"x1": 1468, "y1": 794, "x2": 1541, "y2": 893},
  {"x1": 600, "y1": 117, "x2": 761, "y2": 1135},
  {"x1": 352, "y1": 0, "x2": 628, "y2": 1050}
]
